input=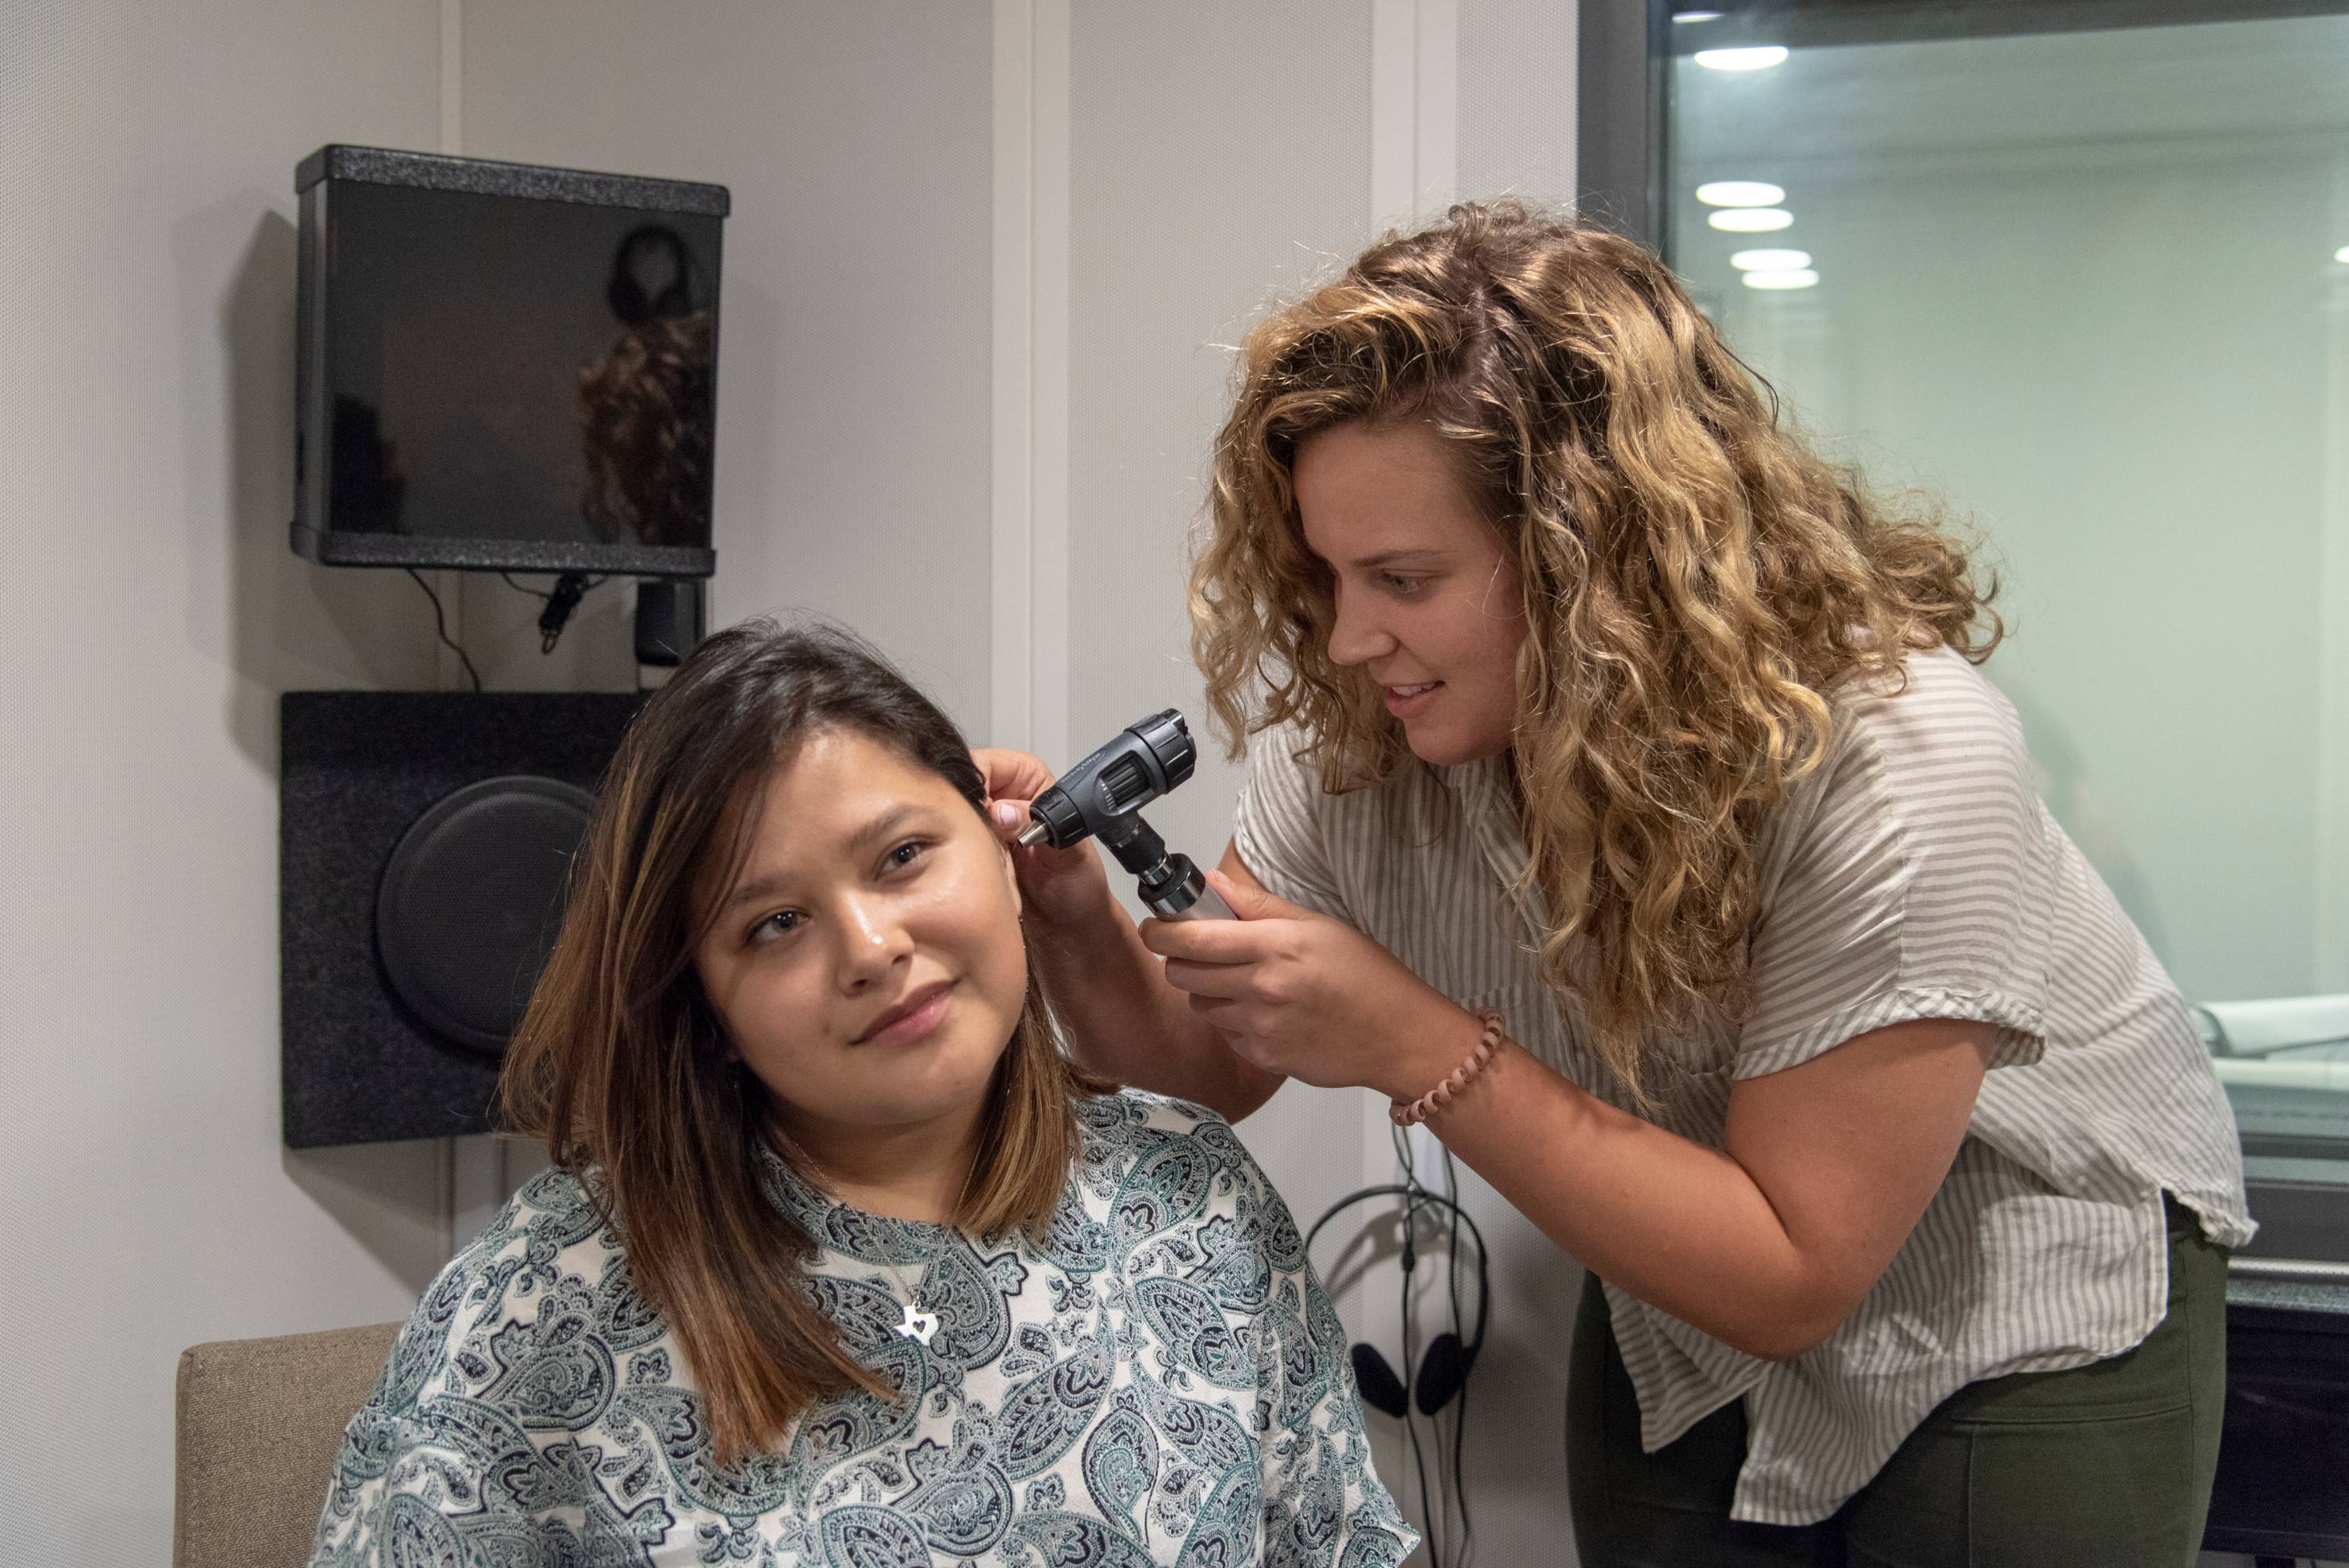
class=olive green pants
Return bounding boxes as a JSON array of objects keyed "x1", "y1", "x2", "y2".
[{"x1": 1566, "y1": 1197, "x2": 2228, "y2": 1567}]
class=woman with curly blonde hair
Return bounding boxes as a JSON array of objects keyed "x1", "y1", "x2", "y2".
[{"x1": 981, "y1": 201, "x2": 2249, "y2": 1564}]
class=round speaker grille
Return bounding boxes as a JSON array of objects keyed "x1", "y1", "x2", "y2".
[{"x1": 375, "y1": 775, "x2": 596, "y2": 1055}]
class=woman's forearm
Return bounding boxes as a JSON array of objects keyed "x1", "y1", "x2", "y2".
[
  {"x1": 1426, "y1": 1038, "x2": 1837, "y2": 1359},
  {"x1": 1028, "y1": 884, "x2": 1286, "y2": 1123}
]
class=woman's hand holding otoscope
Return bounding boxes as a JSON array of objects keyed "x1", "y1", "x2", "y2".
[{"x1": 980, "y1": 712, "x2": 1478, "y2": 1099}]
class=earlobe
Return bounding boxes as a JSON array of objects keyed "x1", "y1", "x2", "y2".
[{"x1": 998, "y1": 840, "x2": 1022, "y2": 917}]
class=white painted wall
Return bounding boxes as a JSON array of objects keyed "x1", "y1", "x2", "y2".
[
  {"x1": 1063, "y1": 0, "x2": 1378, "y2": 1286},
  {"x1": 1, "y1": 3, "x2": 453, "y2": 1561},
  {"x1": 1459, "y1": 0, "x2": 1578, "y2": 208}
]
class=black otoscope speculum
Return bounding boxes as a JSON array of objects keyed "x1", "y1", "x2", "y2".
[{"x1": 1016, "y1": 709, "x2": 1236, "y2": 921}]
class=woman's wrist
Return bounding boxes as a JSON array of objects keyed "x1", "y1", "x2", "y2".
[
  {"x1": 1372, "y1": 993, "x2": 1490, "y2": 1105},
  {"x1": 1390, "y1": 1009, "x2": 1505, "y2": 1127}
]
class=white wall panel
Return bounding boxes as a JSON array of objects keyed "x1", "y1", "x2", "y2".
[
  {"x1": 1063, "y1": 0, "x2": 1378, "y2": 1270},
  {"x1": 0, "y1": 3, "x2": 446, "y2": 1559}
]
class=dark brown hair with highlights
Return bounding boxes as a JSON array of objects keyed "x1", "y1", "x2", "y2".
[
  {"x1": 502, "y1": 618, "x2": 1112, "y2": 1464},
  {"x1": 1193, "y1": 200, "x2": 2001, "y2": 1103}
]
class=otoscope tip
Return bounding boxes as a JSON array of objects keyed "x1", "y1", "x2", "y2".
[{"x1": 1016, "y1": 820, "x2": 1051, "y2": 849}]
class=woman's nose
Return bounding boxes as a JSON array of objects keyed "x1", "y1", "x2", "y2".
[
  {"x1": 836, "y1": 894, "x2": 912, "y2": 989},
  {"x1": 1325, "y1": 579, "x2": 1394, "y2": 667}
]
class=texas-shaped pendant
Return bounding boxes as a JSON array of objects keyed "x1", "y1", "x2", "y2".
[{"x1": 895, "y1": 1301, "x2": 940, "y2": 1347}]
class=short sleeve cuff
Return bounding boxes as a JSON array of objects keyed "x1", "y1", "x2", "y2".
[{"x1": 1733, "y1": 986, "x2": 2047, "y2": 1082}]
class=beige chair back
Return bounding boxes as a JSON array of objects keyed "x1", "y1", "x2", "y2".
[{"x1": 173, "y1": 1321, "x2": 401, "y2": 1568}]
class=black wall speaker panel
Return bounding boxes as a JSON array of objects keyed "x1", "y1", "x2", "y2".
[{"x1": 280, "y1": 691, "x2": 643, "y2": 1147}]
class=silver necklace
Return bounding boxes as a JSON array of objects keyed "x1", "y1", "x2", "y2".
[
  {"x1": 809, "y1": 1149, "x2": 977, "y2": 1349},
  {"x1": 880, "y1": 1252, "x2": 944, "y2": 1347}
]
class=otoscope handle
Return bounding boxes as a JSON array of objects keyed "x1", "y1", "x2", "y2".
[
  {"x1": 1140, "y1": 855, "x2": 1236, "y2": 921},
  {"x1": 1156, "y1": 882, "x2": 1238, "y2": 922}
]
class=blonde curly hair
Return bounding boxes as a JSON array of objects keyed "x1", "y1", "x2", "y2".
[{"x1": 1192, "y1": 200, "x2": 2001, "y2": 1103}]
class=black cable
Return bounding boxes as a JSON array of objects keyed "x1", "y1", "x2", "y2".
[
  {"x1": 1400, "y1": 1207, "x2": 1442, "y2": 1568},
  {"x1": 1450, "y1": 1378, "x2": 1474, "y2": 1567},
  {"x1": 404, "y1": 568, "x2": 482, "y2": 691},
  {"x1": 1395, "y1": 1128, "x2": 1453, "y2": 1567},
  {"x1": 1385, "y1": 1126, "x2": 1440, "y2": 1563},
  {"x1": 1444, "y1": 1149, "x2": 1474, "y2": 1566},
  {"x1": 1394, "y1": 1126, "x2": 1467, "y2": 1566}
]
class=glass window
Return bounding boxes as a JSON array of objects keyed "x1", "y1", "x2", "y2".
[{"x1": 1663, "y1": 5, "x2": 2349, "y2": 1233}]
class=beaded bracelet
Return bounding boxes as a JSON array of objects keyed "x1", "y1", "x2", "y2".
[{"x1": 1390, "y1": 1008, "x2": 1505, "y2": 1128}]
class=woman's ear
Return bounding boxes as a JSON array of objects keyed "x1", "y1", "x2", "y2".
[{"x1": 996, "y1": 834, "x2": 1023, "y2": 919}]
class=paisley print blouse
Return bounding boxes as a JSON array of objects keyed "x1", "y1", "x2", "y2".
[{"x1": 307, "y1": 1090, "x2": 1417, "y2": 1567}]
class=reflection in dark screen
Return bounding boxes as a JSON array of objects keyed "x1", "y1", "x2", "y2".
[
  {"x1": 322, "y1": 183, "x2": 718, "y2": 549},
  {"x1": 579, "y1": 309, "x2": 713, "y2": 548}
]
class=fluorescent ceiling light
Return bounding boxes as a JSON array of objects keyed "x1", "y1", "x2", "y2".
[
  {"x1": 1695, "y1": 45, "x2": 1790, "y2": 70},
  {"x1": 1743, "y1": 268, "x2": 1820, "y2": 290},
  {"x1": 1730, "y1": 248, "x2": 1812, "y2": 271},
  {"x1": 1673, "y1": 10, "x2": 1724, "y2": 20},
  {"x1": 1707, "y1": 208, "x2": 1793, "y2": 233},
  {"x1": 2336, "y1": 245, "x2": 2349, "y2": 264},
  {"x1": 1696, "y1": 180, "x2": 1785, "y2": 207}
]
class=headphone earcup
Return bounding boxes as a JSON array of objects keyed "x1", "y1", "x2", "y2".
[
  {"x1": 1350, "y1": 1342, "x2": 1409, "y2": 1419},
  {"x1": 1413, "y1": 1331, "x2": 1474, "y2": 1415}
]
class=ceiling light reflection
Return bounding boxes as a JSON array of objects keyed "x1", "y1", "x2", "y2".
[
  {"x1": 1707, "y1": 208, "x2": 1793, "y2": 233},
  {"x1": 1694, "y1": 46, "x2": 1790, "y2": 71},
  {"x1": 1696, "y1": 181, "x2": 1785, "y2": 207},
  {"x1": 1730, "y1": 248, "x2": 1811, "y2": 271},
  {"x1": 1743, "y1": 268, "x2": 1820, "y2": 290}
]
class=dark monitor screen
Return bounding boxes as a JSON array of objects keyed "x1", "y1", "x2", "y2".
[{"x1": 294, "y1": 148, "x2": 725, "y2": 577}]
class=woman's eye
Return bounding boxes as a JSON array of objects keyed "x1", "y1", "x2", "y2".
[
  {"x1": 882, "y1": 839, "x2": 932, "y2": 873},
  {"x1": 1378, "y1": 572, "x2": 1426, "y2": 596},
  {"x1": 749, "y1": 909, "x2": 802, "y2": 943}
]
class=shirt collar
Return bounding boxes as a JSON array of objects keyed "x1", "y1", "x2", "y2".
[
  {"x1": 753, "y1": 1142, "x2": 955, "y2": 1266},
  {"x1": 1435, "y1": 750, "x2": 1553, "y2": 938}
]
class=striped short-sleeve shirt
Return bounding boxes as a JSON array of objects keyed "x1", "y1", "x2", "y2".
[{"x1": 1232, "y1": 644, "x2": 2254, "y2": 1525}]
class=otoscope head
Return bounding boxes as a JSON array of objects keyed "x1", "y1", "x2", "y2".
[{"x1": 1017, "y1": 709, "x2": 1198, "y2": 851}]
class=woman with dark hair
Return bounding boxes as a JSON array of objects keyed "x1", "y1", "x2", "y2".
[
  {"x1": 982, "y1": 201, "x2": 2250, "y2": 1563},
  {"x1": 308, "y1": 620, "x2": 1415, "y2": 1567}
]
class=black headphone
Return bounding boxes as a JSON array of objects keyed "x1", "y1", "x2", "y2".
[
  {"x1": 606, "y1": 224, "x2": 700, "y2": 326},
  {"x1": 1305, "y1": 1182, "x2": 1489, "y2": 1419}
]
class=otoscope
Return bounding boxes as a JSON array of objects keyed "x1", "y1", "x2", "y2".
[{"x1": 1015, "y1": 709, "x2": 1236, "y2": 921}]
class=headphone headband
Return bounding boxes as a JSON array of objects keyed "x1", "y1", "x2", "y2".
[{"x1": 1302, "y1": 1182, "x2": 1490, "y2": 1357}]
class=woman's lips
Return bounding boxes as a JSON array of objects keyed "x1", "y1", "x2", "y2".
[
  {"x1": 1383, "y1": 681, "x2": 1442, "y2": 717},
  {"x1": 855, "y1": 979, "x2": 956, "y2": 1045}
]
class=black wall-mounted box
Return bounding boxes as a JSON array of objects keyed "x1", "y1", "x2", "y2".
[{"x1": 293, "y1": 144, "x2": 728, "y2": 581}]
